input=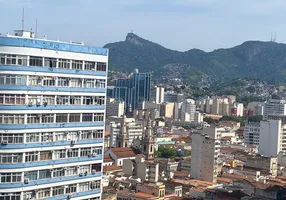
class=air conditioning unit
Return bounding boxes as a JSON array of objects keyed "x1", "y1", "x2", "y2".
[
  {"x1": 24, "y1": 178, "x2": 29, "y2": 184},
  {"x1": 1, "y1": 140, "x2": 8, "y2": 144},
  {"x1": 36, "y1": 101, "x2": 41, "y2": 106},
  {"x1": 71, "y1": 140, "x2": 76, "y2": 145},
  {"x1": 67, "y1": 194, "x2": 73, "y2": 199},
  {"x1": 79, "y1": 173, "x2": 83, "y2": 176},
  {"x1": 43, "y1": 102, "x2": 48, "y2": 107}
]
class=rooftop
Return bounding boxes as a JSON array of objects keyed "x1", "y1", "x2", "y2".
[
  {"x1": 106, "y1": 147, "x2": 140, "y2": 158},
  {"x1": 130, "y1": 192, "x2": 155, "y2": 199},
  {"x1": 103, "y1": 165, "x2": 122, "y2": 172}
]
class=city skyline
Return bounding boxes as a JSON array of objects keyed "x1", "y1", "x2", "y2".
[{"x1": 1, "y1": 0, "x2": 286, "y2": 51}]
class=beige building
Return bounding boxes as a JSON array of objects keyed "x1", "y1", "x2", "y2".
[
  {"x1": 136, "y1": 182, "x2": 166, "y2": 200},
  {"x1": 191, "y1": 127, "x2": 221, "y2": 182},
  {"x1": 160, "y1": 103, "x2": 174, "y2": 118},
  {"x1": 123, "y1": 154, "x2": 159, "y2": 182},
  {"x1": 245, "y1": 155, "x2": 278, "y2": 176}
]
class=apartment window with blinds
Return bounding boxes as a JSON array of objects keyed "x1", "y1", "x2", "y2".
[
  {"x1": 43, "y1": 77, "x2": 55, "y2": 86},
  {"x1": 27, "y1": 114, "x2": 40, "y2": 124},
  {"x1": 70, "y1": 78, "x2": 82, "y2": 87},
  {"x1": 80, "y1": 148, "x2": 90, "y2": 157},
  {"x1": 44, "y1": 57, "x2": 57, "y2": 68},
  {"x1": 58, "y1": 59, "x2": 70, "y2": 69},
  {"x1": 0, "y1": 153, "x2": 22, "y2": 164},
  {"x1": 40, "y1": 151, "x2": 52, "y2": 161},
  {"x1": 0, "y1": 134, "x2": 23, "y2": 144},
  {"x1": 70, "y1": 96, "x2": 81, "y2": 105},
  {"x1": 41, "y1": 114, "x2": 54, "y2": 123},
  {"x1": 29, "y1": 76, "x2": 42, "y2": 86},
  {"x1": 25, "y1": 152, "x2": 38, "y2": 162},
  {"x1": 97, "y1": 62, "x2": 107, "y2": 71},
  {"x1": 67, "y1": 149, "x2": 79, "y2": 158},
  {"x1": 26, "y1": 133, "x2": 40, "y2": 143},
  {"x1": 56, "y1": 114, "x2": 68, "y2": 123},
  {"x1": 58, "y1": 77, "x2": 69, "y2": 87},
  {"x1": 53, "y1": 168, "x2": 65, "y2": 178},
  {"x1": 0, "y1": 172, "x2": 22, "y2": 183},
  {"x1": 25, "y1": 171, "x2": 38, "y2": 181},
  {"x1": 0, "y1": 114, "x2": 25, "y2": 124},
  {"x1": 54, "y1": 150, "x2": 66, "y2": 159},
  {"x1": 52, "y1": 186, "x2": 64, "y2": 196},
  {"x1": 30, "y1": 56, "x2": 43, "y2": 66},
  {"x1": 65, "y1": 184, "x2": 77, "y2": 194},
  {"x1": 69, "y1": 113, "x2": 81, "y2": 122},
  {"x1": 39, "y1": 169, "x2": 51, "y2": 179},
  {"x1": 38, "y1": 189, "x2": 50, "y2": 199},
  {"x1": 94, "y1": 113, "x2": 104, "y2": 122},
  {"x1": 43, "y1": 95, "x2": 55, "y2": 105},
  {"x1": 93, "y1": 130, "x2": 104, "y2": 139},
  {"x1": 82, "y1": 113, "x2": 93, "y2": 122},
  {"x1": 0, "y1": 94, "x2": 25, "y2": 105},
  {"x1": 85, "y1": 61, "x2": 96, "y2": 71},
  {"x1": 41, "y1": 133, "x2": 53, "y2": 142},
  {"x1": 71, "y1": 60, "x2": 83, "y2": 70}
]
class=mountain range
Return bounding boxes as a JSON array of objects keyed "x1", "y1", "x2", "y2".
[{"x1": 104, "y1": 33, "x2": 286, "y2": 84}]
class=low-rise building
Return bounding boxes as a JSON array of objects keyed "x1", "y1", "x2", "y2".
[{"x1": 104, "y1": 147, "x2": 139, "y2": 166}]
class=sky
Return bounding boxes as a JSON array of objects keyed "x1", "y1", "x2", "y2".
[{"x1": 0, "y1": 0, "x2": 285, "y2": 51}]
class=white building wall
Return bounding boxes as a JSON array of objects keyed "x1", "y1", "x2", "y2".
[{"x1": 263, "y1": 99, "x2": 286, "y2": 120}]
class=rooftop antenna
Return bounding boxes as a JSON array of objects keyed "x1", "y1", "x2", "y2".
[
  {"x1": 35, "y1": 18, "x2": 38, "y2": 37},
  {"x1": 270, "y1": 32, "x2": 273, "y2": 42},
  {"x1": 22, "y1": 8, "x2": 25, "y2": 30},
  {"x1": 274, "y1": 32, "x2": 277, "y2": 42}
]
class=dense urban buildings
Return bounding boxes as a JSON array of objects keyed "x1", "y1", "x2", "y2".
[{"x1": 0, "y1": 30, "x2": 107, "y2": 200}]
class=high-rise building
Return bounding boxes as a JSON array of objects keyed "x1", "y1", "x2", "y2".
[
  {"x1": 0, "y1": 30, "x2": 107, "y2": 200},
  {"x1": 152, "y1": 86, "x2": 164, "y2": 104},
  {"x1": 180, "y1": 101, "x2": 196, "y2": 122},
  {"x1": 244, "y1": 122, "x2": 260, "y2": 145},
  {"x1": 231, "y1": 103, "x2": 244, "y2": 117},
  {"x1": 108, "y1": 69, "x2": 151, "y2": 113},
  {"x1": 106, "y1": 98, "x2": 125, "y2": 117},
  {"x1": 191, "y1": 127, "x2": 221, "y2": 183},
  {"x1": 263, "y1": 99, "x2": 286, "y2": 120},
  {"x1": 164, "y1": 91, "x2": 184, "y2": 103}
]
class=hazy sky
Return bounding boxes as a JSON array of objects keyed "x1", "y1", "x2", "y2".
[{"x1": 0, "y1": 0, "x2": 285, "y2": 51}]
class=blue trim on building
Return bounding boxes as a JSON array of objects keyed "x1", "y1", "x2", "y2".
[
  {"x1": 0, "y1": 65, "x2": 107, "y2": 77},
  {"x1": 0, "y1": 121, "x2": 104, "y2": 130},
  {"x1": 0, "y1": 172, "x2": 101, "y2": 189},
  {"x1": 0, "y1": 37, "x2": 108, "y2": 56},
  {"x1": 0, "y1": 155, "x2": 102, "y2": 169},
  {"x1": 0, "y1": 138, "x2": 104, "y2": 149},
  {"x1": 41, "y1": 189, "x2": 101, "y2": 200},
  {"x1": 0, "y1": 105, "x2": 105, "y2": 110},
  {"x1": 0, "y1": 85, "x2": 106, "y2": 93}
]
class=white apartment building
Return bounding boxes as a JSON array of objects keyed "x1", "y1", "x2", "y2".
[
  {"x1": 108, "y1": 117, "x2": 143, "y2": 147},
  {"x1": 231, "y1": 103, "x2": 244, "y2": 117},
  {"x1": 106, "y1": 98, "x2": 124, "y2": 117},
  {"x1": 263, "y1": 99, "x2": 286, "y2": 120},
  {"x1": 180, "y1": 101, "x2": 196, "y2": 122},
  {"x1": 244, "y1": 122, "x2": 260, "y2": 145},
  {"x1": 152, "y1": 86, "x2": 164, "y2": 104},
  {"x1": 259, "y1": 120, "x2": 286, "y2": 156},
  {"x1": 194, "y1": 111, "x2": 204, "y2": 123},
  {"x1": 0, "y1": 30, "x2": 107, "y2": 200},
  {"x1": 191, "y1": 127, "x2": 221, "y2": 182}
]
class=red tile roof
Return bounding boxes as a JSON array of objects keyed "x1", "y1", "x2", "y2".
[
  {"x1": 104, "y1": 155, "x2": 114, "y2": 162},
  {"x1": 130, "y1": 192, "x2": 155, "y2": 199},
  {"x1": 108, "y1": 147, "x2": 139, "y2": 158},
  {"x1": 103, "y1": 165, "x2": 122, "y2": 172}
]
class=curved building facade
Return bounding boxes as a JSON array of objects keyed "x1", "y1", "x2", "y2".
[{"x1": 0, "y1": 30, "x2": 108, "y2": 200}]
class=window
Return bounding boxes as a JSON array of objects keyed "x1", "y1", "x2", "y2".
[
  {"x1": 43, "y1": 95, "x2": 55, "y2": 105},
  {"x1": 54, "y1": 150, "x2": 66, "y2": 159},
  {"x1": 38, "y1": 189, "x2": 50, "y2": 199},
  {"x1": 52, "y1": 186, "x2": 64, "y2": 196},
  {"x1": 58, "y1": 77, "x2": 69, "y2": 87},
  {"x1": 93, "y1": 130, "x2": 103, "y2": 139},
  {"x1": 78, "y1": 182, "x2": 89, "y2": 192},
  {"x1": 23, "y1": 191, "x2": 36, "y2": 200},
  {"x1": 97, "y1": 62, "x2": 107, "y2": 71},
  {"x1": 79, "y1": 165, "x2": 90, "y2": 174},
  {"x1": 80, "y1": 148, "x2": 90, "y2": 157},
  {"x1": 43, "y1": 77, "x2": 55, "y2": 86},
  {"x1": 26, "y1": 133, "x2": 40, "y2": 143},
  {"x1": 25, "y1": 152, "x2": 38, "y2": 162},
  {"x1": 53, "y1": 168, "x2": 65, "y2": 178},
  {"x1": 29, "y1": 76, "x2": 42, "y2": 86},
  {"x1": 58, "y1": 59, "x2": 70, "y2": 69},
  {"x1": 0, "y1": 94, "x2": 25, "y2": 105},
  {"x1": 0, "y1": 54, "x2": 5, "y2": 64},
  {"x1": 27, "y1": 95, "x2": 41, "y2": 105},
  {"x1": 41, "y1": 114, "x2": 54, "y2": 123},
  {"x1": 0, "y1": 114, "x2": 25, "y2": 124},
  {"x1": 56, "y1": 114, "x2": 68, "y2": 123},
  {"x1": 91, "y1": 163, "x2": 102, "y2": 172},
  {"x1": 39, "y1": 169, "x2": 51, "y2": 180},
  {"x1": 6, "y1": 54, "x2": 17, "y2": 65},
  {"x1": 85, "y1": 79, "x2": 95, "y2": 88},
  {"x1": 55, "y1": 132, "x2": 67, "y2": 142},
  {"x1": 57, "y1": 96, "x2": 69, "y2": 105},
  {"x1": 0, "y1": 134, "x2": 23, "y2": 144},
  {"x1": 67, "y1": 132, "x2": 78, "y2": 140},
  {"x1": 96, "y1": 79, "x2": 106, "y2": 88},
  {"x1": 85, "y1": 61, "x2": 96, "y2": 71},
  {"x1": 92, "y1": 148, "x2": 102, "y2": 156},
  {"x1": 44, "y1": 57, "x2": 57, "y2": 68},
  {"x1": 0, "y1": 173, "x2": 22, "y2": 183},
  {"x1": 0, "y1": 193, "x2": 21, "y2": 200},
  {"x1": 27, "y1": 114, "x2": 40, "y2": 124},
  {"x1": 18, "y1": 55, "x2": 28, "y2": 66},
  {"x1": 25, "y1": 171, "x2": 38, "y2": 181},
  {"x1": 30, "y1": 56, "x2": 43, "y2": 66},
  {"x1": 0, "y1": 74, "x2": 27, "y2": 85},
  {"x1": 72, "y1": 60, "x2": 83, "y2": 70},
  {"x1": 0, "y1": 153, "x2": 22, "y2": 164},
  {"x1": 70, "y1": 79, "x2": 82, "y2": 87},
  {"x1": 41, "y1": 133, "x2": 53, "y2": 142},
  {"x1": 66, "y1": 184, "x2": 77, "y2": 194},
  {"x1": 40, "y1": 151, "x2": 52, "y2": 161},
  {"x1": 90, "y1": 180, "x2": 101, "y2": 189},
  {"x1": 83, "y1": 96, "x2": 93, "y2": 105},
  {"x1": 70, "y1": 96, "x2": 81, "y2": 105},
  {"x1": 67, "y1": 149, "x2": 79, "y2": 158},
  {"x1": 94, "y1": 113, "x2": 104, "y2": 122},
  {"x1": 81, "y1": 131, "x2": 92, "y2": 140},
  {"x1": 69, "y1": 113, "x2": 81, "y2": 122},
  {"x1": 82, "y1": 113, "x2": 93, "y2": 122},
  {"x1": 65, "y1": 167, "x2": 77, "y2": 176},
  {"x1": 94, "y1": 96, "x2": 105, "y2": 105}
]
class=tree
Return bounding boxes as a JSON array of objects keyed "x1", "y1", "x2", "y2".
[
  {"x1": 157, "y1": 147, "x2": 177, "y2": 158},
  {"x1": 203, "y1": 117, "x2": 218, "y2": 124}
]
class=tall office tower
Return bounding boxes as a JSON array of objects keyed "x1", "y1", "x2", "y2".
[
  {"x1": 244, "y1": 122, "x2": 260, "y2": 145},
  {"x1": 180, "y1": 101, "x2": 196, "y2": 122},
  {"x1": 164, "y1": 91, "x2": 184, "y2": 103},
  {"x1": 108, "y1": 69, "x2": 151, "y2": 113},
  {"x1": 0, "y1": 30, "x2": 108, "y2": 200},
  {"x1": 191, "y1": 127, "x2": 221, "y2": 183},
  {"x1": 151, "y1": 86, "x2": 164, "y2": 104},
  {"x1": 263, "y1": 99, "x2": 286, "y2": 120}
]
